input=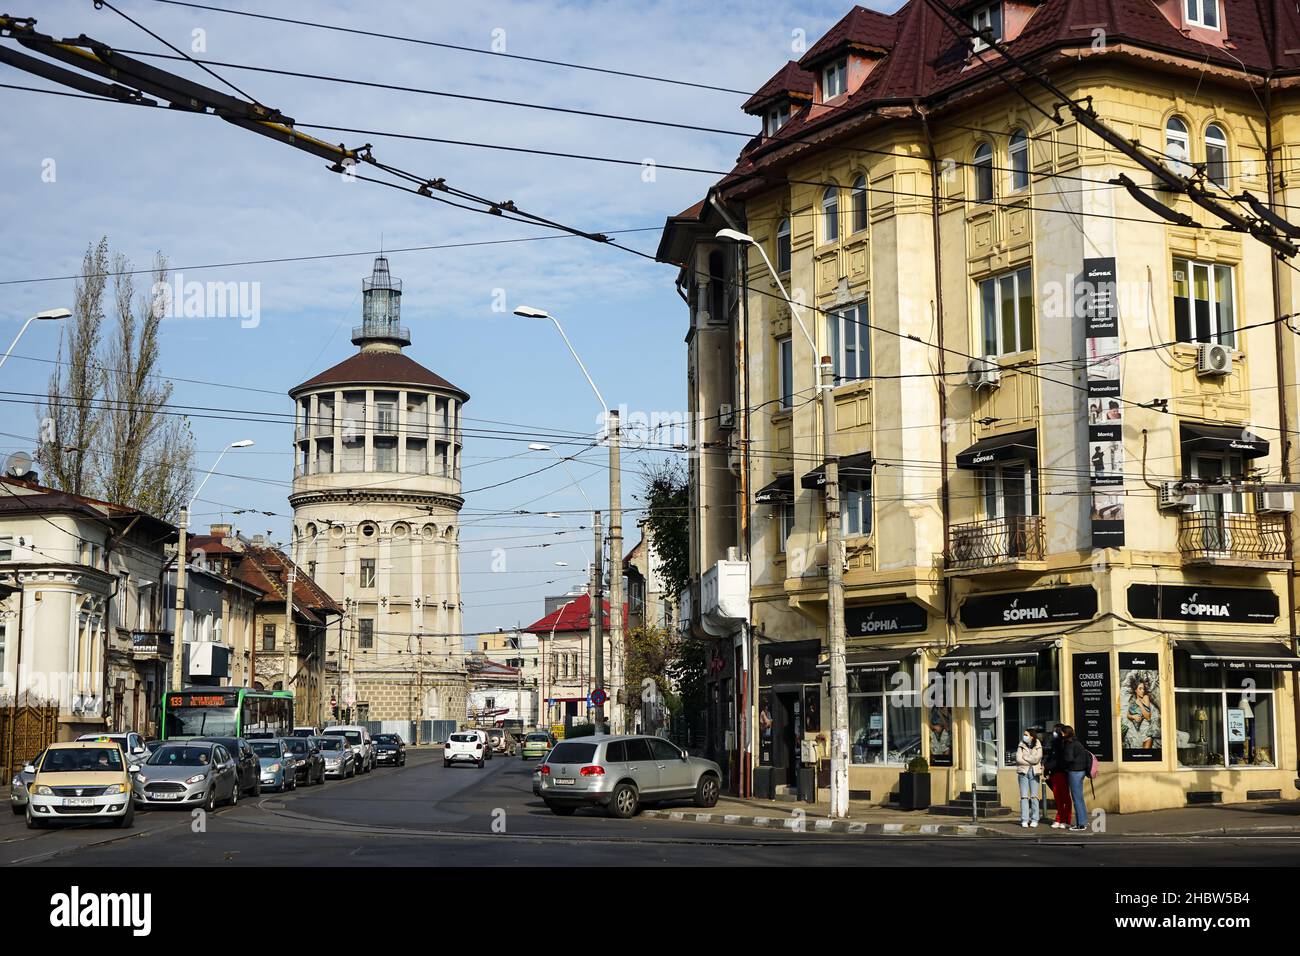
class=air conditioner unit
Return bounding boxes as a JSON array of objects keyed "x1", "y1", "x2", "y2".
[
  {"x1": 718, "y1": 403, "x2": 735, "y2": 429},
  {"x1": 965, "y1": 358, "x2": 1001, "y2": 389},
  {"x1": 1196, "y1": 343, "x2": 1233, "y2": 377},
  {"x1": 1255, "y1": 490, "x2": 1294, "y2": 514},
  {"x1": 1158, "y1": 482, "x2": 1194, "y2": 512}
]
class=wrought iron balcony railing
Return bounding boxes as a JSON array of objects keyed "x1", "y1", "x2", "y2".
[
  {"x1": 947, "y1": 515, "x2": 1046, "y2": 570},
  {"x1": 1178, "y1": 511, "x2": 1287, "y2": 563}
]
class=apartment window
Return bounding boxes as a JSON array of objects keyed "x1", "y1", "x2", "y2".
[
  {"x1": 973, "y1": 143, "x2": 994, "y2": 203},
  {"x1": 435, "y1": 442, "x2": 449, "y2": 476},
  {"x1": 262, "y1": 622, "x2": 276, "y2": 652},
  {"x1": 374, "y1": 437, "x2": 397, "y2": 472},
  {"x1": 777, "y1": 500, "x2": 795, "y2": 553},
  {"x1": 822, "y1": 58, "x2": 846, "y2": 100},
  {"x1": 317, "y1": 438, "x2": 334, "y2": 474},
  {"x1": 821, "y1": 186, "x2": 840, "y2": 243},
  {"x1": 1009, "y1": 129, "x2": 1029, "y2": 191},
  {"x1": 1172, "y1": 258, "x2": 1235, "y2": 346},
  {"x1": 358, "y1": 618, "x2": 375, "y2": 649},
  {"x1": 979, "y1": 266, "x2": 1034, "y2": 357},
  {"x1": 0, "y1": 545, "x2": 11, "y2": 562},
  {"x1": 980, "y1": 460, "x2": 1038, "y2": 522},
  {"x1": 1184, "y1": 0, "x2": 1219, "y2": 29},
  {"x1": 341, "y1": 435, "x2": 364, "y2": 472},
  {"x1": 775, "y1": 217, "x2": 791, "y2": 273},
  {"x1": 406, "y1": 437, "x2": 427, "y2": 473},
  {"x1": 777, "y1": 336, "x2": 794, "y2": 410},
  {"x1": 970, "y1": 3, "x2": 1003, "y2": 51},
  {"x1": 1165, "y1": 116, "x2": 1191, "y2": 166},
  {"x1": 1174, "y1": 659, "x2": 1273, "y2": 769},
  {"x1": 360, "y1": 558, "x2": 376, "y2": 588},
  {"x1": 375, "y1": 395, "x2": 397, "y2": 433},
  {"x1": 850, "y1": 175, "x2": 869, "y2": 232},
  {"x1": 1205, "y1": 124, "x2": 1228, "y2": 188},
  {"x1": 849, "y1": 659, "x2": 921, "y2": 766},
  {"x1": 764, "y1": 103, "x2": 789, "y2": 136},
  {"x1": 1185, "y1": 453, "x2": 1245, "y2": 551},
  {"x1": 829, "y1": 301, "x2": 870, "y2": 382},
  {"x1": 841, "y1": 476, "x2": 872, "y2": 538},
  {"x1": 315, "y1": 396, "x2": 334, "y2": 436}
]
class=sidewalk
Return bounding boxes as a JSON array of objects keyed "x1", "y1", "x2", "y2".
[{"x1": 642, "y1": 793, "x2": 1300, "y2": 838}]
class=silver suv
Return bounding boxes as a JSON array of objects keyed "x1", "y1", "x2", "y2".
[{"x1": 539, "y1": 734, "x2": 721, "y2": 819}]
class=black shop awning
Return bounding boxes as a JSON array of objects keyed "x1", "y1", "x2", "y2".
[
  {"x1": 754, "y1": 474, "x2": 794, "y2": 505},
  {"x1": 955, "y1": 429, "x2": 1037, "y2": 470},
  {"x1": 801, "y1": 451, "x2": 874, "y2": 490},
  {"x1": 1180, "y1": 423, "x2": 1269, "y2": 460},
  {"x1": 816, "y1": 647, "x2": 912, "y2": 674},
  {"x1": 935, "y1": 641, "x2": 1050, "y2": 671},
  {"x1": 1175, "y1": 639, "x2": 1299, "y2": 671}
]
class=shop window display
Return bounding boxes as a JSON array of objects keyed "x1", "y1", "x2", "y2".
[
  {"x1": 1173, "y1": 659, "x2": 1275, "y2": 769},
  {"x1": 848, "y1": 664, "x2": 922, "y2": 766}
]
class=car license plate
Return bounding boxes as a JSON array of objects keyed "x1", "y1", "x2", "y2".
[
  {"x1": 63, "y1": 797, "x2": 95, "y2": 806},
  {"x1": 553, "y1": 777, "x2": 575, "y2": 786},
  {"x1": 152, "y1": 792, "x2": 181, "y2": 800}
]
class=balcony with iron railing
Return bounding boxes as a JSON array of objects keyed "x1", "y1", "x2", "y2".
[
  {"x1": 946, "y1": 515, "x2": 1046, "y2": 572},
  {"x1": 1177, "y1": 511, "x2": 1289, "y2": 567}
]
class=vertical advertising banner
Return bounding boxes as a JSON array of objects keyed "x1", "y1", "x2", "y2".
[
  {"x1": 1080, "y1": 257, "x2": 1125, "y2": 547},
  {"x1": 1118, "y1": 652, "x2": 1162, "y2": 761},
  {"x1": 1071, "y1": 653, "x2": 1114, "y2": 761}
]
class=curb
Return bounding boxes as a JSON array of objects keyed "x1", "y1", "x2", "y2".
[{"x1": 642, "y1": 808, "x2": 991, "y2": 836}]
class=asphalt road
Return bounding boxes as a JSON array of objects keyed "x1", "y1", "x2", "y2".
[{"x1": 5, "y1": 748, "x2": 1300, "y2": 866}]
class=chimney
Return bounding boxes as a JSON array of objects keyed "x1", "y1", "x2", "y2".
[
  {"x1": 252, "y1": 534, "x2": 266, "y2": 547},
  {"x1": 210, "y1": 523, "x2": 232, "y2": 538}
]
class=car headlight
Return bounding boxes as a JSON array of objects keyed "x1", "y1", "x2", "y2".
[
  {"x1": 184, "y1": 773, "x2": 208, "y2": 785},
  {"x1": 267, "y1": 763, "x2": 281, "y2": 773},
  {"x1": 35, "y1": 785, "x2": 54, "y2": 795},
  {"x1": 102, "y1": 783, "x2": 128, "y2": 795}
]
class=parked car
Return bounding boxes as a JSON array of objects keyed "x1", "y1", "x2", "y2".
[
  {"x1": 532, "y1": 762, "x2": 543, "y2": 796},
  {"x1": 372, "y1": 733, "x2": 406, "y2": 767},
  {"x1": 323, "y1": 725, "x2": 374, "y2": 773},
  {"x1": 193, "y1": 736, "x2": 262, "y2": 797},
  {"x1": 520, "y1": 732, "x2": 555, "y2": 761},
  {"x1": 281, "y1": 736, "x2": 325, "y2": 785},
  {"x1": 444, "y1": 731, "x2": 488, "y2": 768},
  {"x1": 76, "y1": 731, "x2": 150, "y2": 764},
  {"x1": 24, "y1": 741, "x2": 139, "y2": 829},
  {"x1": 135, "y1": 741, "x2": 240, "y2": 811},
  {"x1": 314, "y1": 735, "x2": 356, "y2": 778},
  {"x1": 539, "y1": 735, "x2": 722, "y2": 819},
  {"x1": 488, "y1": 728, "x2": 515, "y2": 755},
  {"x1": 291, "y1": 726, "x2": 320, "y2": 738},
  {"x1": 9, "y1": 748, "x2": 44, "y2": 813},
  {"x1": 144, "y1": 739, "x2": 166, "y2": 754},
  {"x1": 250, "y1": 738, "x2": 297, "y2": 792}
]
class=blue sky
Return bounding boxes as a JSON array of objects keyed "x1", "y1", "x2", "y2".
[{"x1": 0, "y1": 0, "x2": 893, "y2": 638}]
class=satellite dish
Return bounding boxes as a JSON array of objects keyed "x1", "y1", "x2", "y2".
[{"x1": 4, "y1": 451, "x2": 35, "y2": 480}]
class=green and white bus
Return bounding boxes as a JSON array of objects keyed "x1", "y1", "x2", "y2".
[{"x1": 161, "y1": 687, "x2": 295, "y2": 740}]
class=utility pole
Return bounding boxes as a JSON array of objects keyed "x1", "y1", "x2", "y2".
[
  {"x1": 346, "y1": 604, "x2": 356, "y2": 725},
  {"x1": 607, "y1": 408, "x2": 623, "y2": 733},
  {"x1": 590, "y1": 510, "x2": 604, "y2": 732},
  {"x1": 415, "y1": 633, "x2": 424, "y2": 745},
  {"x1": 170, "y1": 506, "x2": 189, "y2": 692},
  {"x1": 820, "y1": 359, "x2": 848, "y2": 819},
  {"x1": 281, "y1": 556, "x2": 296, "y2": 697}
]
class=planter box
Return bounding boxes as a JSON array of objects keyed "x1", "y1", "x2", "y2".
[{"x1": 898, "y1": 771, "x2": 931, "y2": 811}]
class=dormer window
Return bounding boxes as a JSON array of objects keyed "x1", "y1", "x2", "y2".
[
  {"x1": 822, "y1": 59, "x2": 847, "y2": 100},
  {"x1": 764, "y1": 103, "x2": 790, "y2": 136},
  {"x1": 1185, "y1": 0, "x2": 1219, "y2": 29},
  {"x1": 970, "y1": 3, "x2": 1003, "y2": 51}
]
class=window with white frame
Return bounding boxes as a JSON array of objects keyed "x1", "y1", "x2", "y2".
[
  {"x1": 980, "y1": 460, "x2": 1037, "y2": 521},
  {"x1": 776, "y1": 217, "x2": 791, "y2": 273},
  {"x1": 1205, "y1": 123, "x2": 1228, "y2": 188},
  {"x1": 764, "y1": 103, "x2": 790, "y2": 136},
  {"x1": 973, "y1": 143, "x2": 994, "y2": 203},
  {"x1": 1008, "y1": 129, "x2": 1029, "y2": 191},
  {"x1": 850, "y1": 175, "x2": 869, "y2": 232},
  {"x1": 1184, "y1": 0, "x2": 1219, "y2": 29},
  {"x1": 1172, "y1": 257, "x2": 1235, "y2": 346},
  {"x1": 849, "y1": 659, "x2": 921, "y2": 766},
  {"x1": 777, "y1": 499, "x2": 794, "y2": 553},
  {"x1": 777, "y1": 336, "x2": 793, "y2": 410},
  {"x1": 360, "y1": 558, "x2": 376, "y2": 588},
  {"x1": 828, "y1": 301, "x2": 870, "y2": 382},
  {"x1": 1174, "y1": 657, "x2": 1273, "y2": 768},
  {"x1": 821, "y1": 186, "x2": 840, "y2": 243},
  {"x1": 822, "y1": 59, "x2": 847, "y2": 100},
  {"x1": 978, "y1": 266, "x2": 1034, "y2": 357},
  {"x1": 841, "y1": 476, "x2": 872, "y2": 537},
  {"x1": 970, "y1": 3, "x2": 1003, "y2": 51},
  {"x1": 1185, "y1": 451, "x2": 1245, "y2": 522},
  {"x1": 1165, "y1": 116, "x2": 1191, "y2": 167}
]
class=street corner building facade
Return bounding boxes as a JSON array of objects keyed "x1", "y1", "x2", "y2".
[
  {"x1": 289, "y1": 256, "x2": 469, "y2": 727},
  {"x1": 661, "y1": 0, "x2": 1300, "y2": 813}
]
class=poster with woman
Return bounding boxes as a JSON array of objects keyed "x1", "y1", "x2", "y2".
[
  {"x1": 928, "y1": 706, "x2": 953, "y2": 766},
  {"x1": 1118, "y1": 652, "x2": 1162, "y2": 761}
]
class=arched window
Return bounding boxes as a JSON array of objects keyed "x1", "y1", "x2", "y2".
[
  {"x1": 973, "y1": 143, "x2": 994, "y2": 203},
  {"x1": 851, "y1": 176, "x2": 869, "y2": 232},
  {"x1": 1165, "y1": 116, "x2": 1190, "y2": 167},
  {"x1": 821, "y1": 187, "x2": 840, "y2": 243},
  {"x1": 1009, "y1": 129, "x2": 1029, "y2": 191},
  {"x1": 776, "y1": 217, "x2": 791, "y2": 273},
  {"x1": 1205, "y1": 123, "x2": 1228, "y2": 188}
]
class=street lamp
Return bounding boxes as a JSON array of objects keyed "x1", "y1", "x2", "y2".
[
  {"x1": 171, "y1": 438, "x2": 255, "y2": 691},
  {"x1": 716, "y1": 227, "x2": 850, "y2": 819},
  {"x1": 0, "y1": 308, "x2": 70, "y2": 374},
  {"x1": 517, "y1": 306, "x2": 623, "y2": 734}
]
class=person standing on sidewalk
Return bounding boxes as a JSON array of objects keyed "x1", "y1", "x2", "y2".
[
  {"x1": 1044, "y1": 724, "x2": 1071, "y2": 829},
  {"x1": 1061, "y1": 725, "x2": 1090, "y2": 832},
  {"x1": 1014, "y1": 728, "x2": 1043, "y2": 828}
]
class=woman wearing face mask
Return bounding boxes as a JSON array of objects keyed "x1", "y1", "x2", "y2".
[
  {"x1": 1014, "y1": 727, "x2": 1043, "y2": 828},
  {"x1": 1043, "y1": 723, "x2": 1071, "y2": 829}
]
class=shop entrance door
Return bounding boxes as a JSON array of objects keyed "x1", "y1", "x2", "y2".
[
  {"x1": 973, "y1": 709, "x2": 999, "y2": 790},
  {"x1": 773, "y1": 690, "x2": 801, "y2": 788}
]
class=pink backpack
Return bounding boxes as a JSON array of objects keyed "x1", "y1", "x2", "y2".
[{"x1": 1087, "y1": 750, "x2": 1099, "y2": 779}]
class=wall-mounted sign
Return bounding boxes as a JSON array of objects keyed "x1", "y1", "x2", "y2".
[
  {"x1": 1127, "y1": 584, "x2": 1279, "y2": 624},
  {"x1": 1080, "y1": 257, "x2": 1125, "y2": 548},
  {"x1": 845, "y1": 601, "x2": 929, "y2": 637},
  {"x1": 1117, "y1": 652, "x2": 1161, "y2": 762},
  {"x1": 959, "y1": 586, "x2": 1098, "y2": 630},
  {"x1": 1072, "y1": 653, "x2": 1114, "y2": 762},
  {"x1": 759, "y1": 639, "x2": 821, "y2": 686}
]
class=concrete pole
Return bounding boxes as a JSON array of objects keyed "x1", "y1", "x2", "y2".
[
  {"x1": 346, "y1": 605, "x2": 356, "y2": 724},
  {"x1": 281, "y1": 557, "x2": 296, "y2": 696},
  {"x1": 820, "y1": 359, "x2": 849, "y2": 818},
  {"x1": 415, "y1": 634, "x2": 423, "y2": 745},
  {"x1": 170, "y1": 507, "x2": 189, "y2": 691},
  {"x1": 607, "y1": 408, "x2": 623, "y2": 734},
  {"x1": 591, "y1": 510, "x2": 604, "y2": 731}
]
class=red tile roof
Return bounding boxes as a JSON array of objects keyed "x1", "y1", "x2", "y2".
[
  {"x1": 742, "y1": 60, "x2": 816, "y2": 114},
  {"x1": 236, "y1": 545, "x2": 342, "y2": 624},
  {"x1": 291, "y1": 351, "x2": 468, "y2": 400},
  {"x1": 798, "y1": 4, "x2": 899, "y2": 69},
  {"x1": 520, "y1": 593, "x2": 627, "y2": 635}
]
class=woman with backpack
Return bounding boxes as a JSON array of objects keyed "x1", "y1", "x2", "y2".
[
  {"x1": 1061, "y1": 724, "x2": 1091, "y2": 832},
  {"x1": 1043, "y1": 724, "x2": 1071, "y2": 829},
  {"x1": 1014, "y1": 727, "x2": 1043, "y2": 828}
]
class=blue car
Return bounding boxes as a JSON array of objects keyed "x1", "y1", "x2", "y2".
[{"x1": 250, "y1": 738, "x2": 297, "y2": 792}]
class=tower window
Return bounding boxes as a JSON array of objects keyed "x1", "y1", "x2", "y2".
[{"x1": 360, "y1": 558, "x2": 376, "y2": 588}]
